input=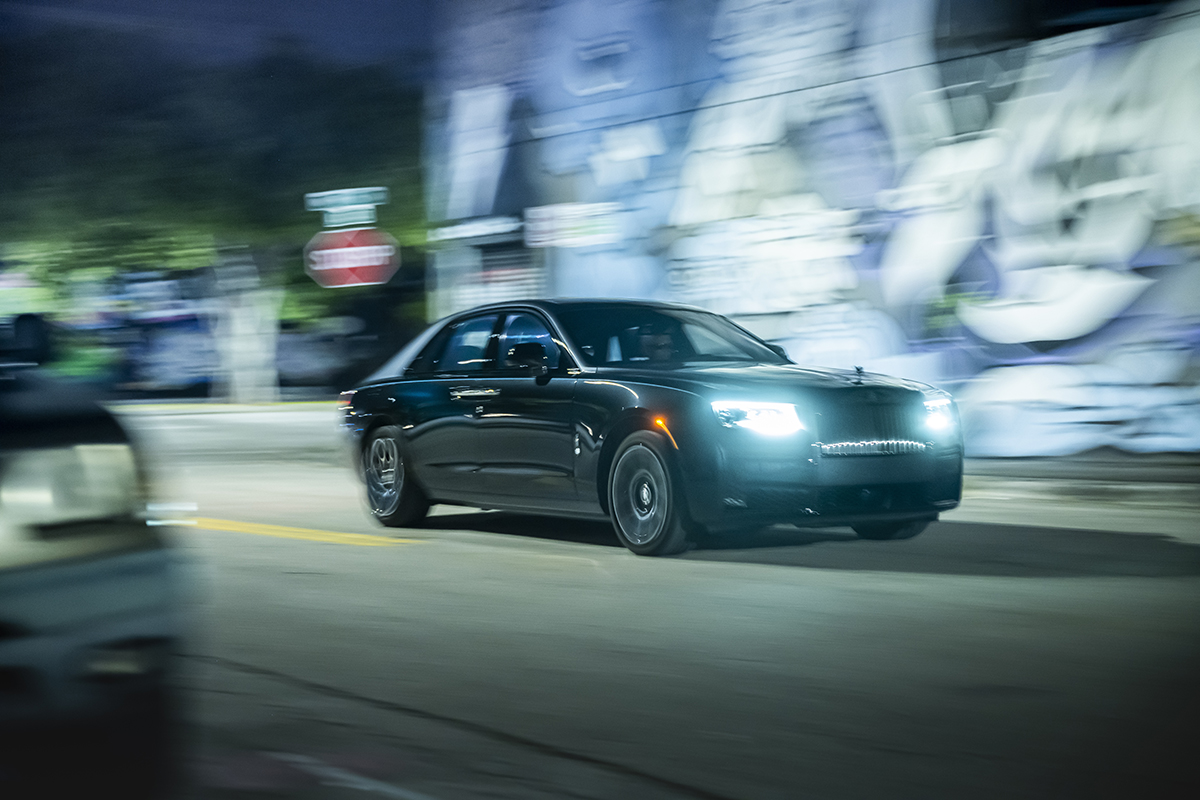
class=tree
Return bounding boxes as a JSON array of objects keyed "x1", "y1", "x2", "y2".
[{"x1": 0, "y1": 26, "x2": 427, "y2": 395}]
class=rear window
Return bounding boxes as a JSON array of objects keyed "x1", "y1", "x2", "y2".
[{"x1": 430, "y1": 314, "x2": 499, "y2": 373}]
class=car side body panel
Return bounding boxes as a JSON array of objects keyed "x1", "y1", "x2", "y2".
[{"x1": 476, "y1": 375, "x2": 578, "y2": 509}]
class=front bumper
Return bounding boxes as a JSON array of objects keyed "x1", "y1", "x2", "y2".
[{"x1": 691, "y1": 439, "x2": 962, "y2": 532}]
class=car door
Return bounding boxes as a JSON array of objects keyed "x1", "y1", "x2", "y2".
[
  {"x1": 475, "y1": 310, "x2": 579, "y2": 509},
  {"x1": 400, "y1": 313, "x2": 501, "y2": 502}
]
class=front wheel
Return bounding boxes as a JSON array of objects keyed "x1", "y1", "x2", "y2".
[
  {"x1": 608, "y1": 432, "x2": 691, "y2": 556},
  {"x1": 852, "y1": 518, "x2": 932, "y2": 540},
  {"x1": 364, "y1": 425, "x2": 430, "y2": 528}
]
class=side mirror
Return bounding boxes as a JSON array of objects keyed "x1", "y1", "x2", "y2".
[
  {"x1": 507, "y1": 341, "x2": 549, "y2": 376},
  {"x1": 766, "y1": 342, "x2": 790, "y2": 362}
]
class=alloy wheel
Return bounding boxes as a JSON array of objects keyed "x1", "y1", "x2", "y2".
[
  {"x1": 612, "y1": 444, "x2": 669, "y2": 546},
  {"x1": 366, "y1": 435, "x2": 402, "y2": 517}
]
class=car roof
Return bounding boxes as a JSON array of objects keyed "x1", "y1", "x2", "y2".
[{"x1": 449, "y1": 298, "x2": 711, "y2": 317}]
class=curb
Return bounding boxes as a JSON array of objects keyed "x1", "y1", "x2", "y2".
[{"x1": 963, "y1": 475, "x2": 1200, "y2": 510}]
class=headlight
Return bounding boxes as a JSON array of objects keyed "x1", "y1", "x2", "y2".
[
  {"x1": 922, "y1": 393, "x2": 956, "y2": 432},
  {"x1": 711, "y1": 401, "x2": 803, "y2": 436},
  {"x1": 0, "y1": 444, "x2": 141, "y2": 527}
]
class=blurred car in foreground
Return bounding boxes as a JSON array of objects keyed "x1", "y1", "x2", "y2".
[
  {"x1": 0, "y1": 315, "x2": 183, "y2": 797},
  {"x1": 342, "y1": 300, "x2": 963, "y2": 555}
]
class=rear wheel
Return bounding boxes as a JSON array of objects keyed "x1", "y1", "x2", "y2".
[
  {"x1": 852, "y1": 518, "x2": 932, "y2": 540},
  {"x1": 364, "y1": 425, "x2": 430, "y2": 527},
  {"x1": 609, "y1": 432, "x2": 691, "y2": 556}
]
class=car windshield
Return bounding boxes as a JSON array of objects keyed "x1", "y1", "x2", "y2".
[{"x1": 554, "y1": 304, "x2": 785, "y2": 368}]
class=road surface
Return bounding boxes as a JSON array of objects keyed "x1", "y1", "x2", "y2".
[{"x1": 116, "y1": 404, "x2": 1200, "y2": 800}]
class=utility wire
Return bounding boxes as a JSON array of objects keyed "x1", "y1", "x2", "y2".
[{"x1": 435, "y1": 3, "x2": 1200, "y2": 159}]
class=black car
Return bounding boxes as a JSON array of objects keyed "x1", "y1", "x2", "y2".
[
  {"x1": 0, "y1": 315, "x2": 184, "y2": 796},
  {"x1": 341, "y1": 300, "x2": 962, "y2": 555}
]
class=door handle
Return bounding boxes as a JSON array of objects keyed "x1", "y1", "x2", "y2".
[{"x1": 449, "y1": 387, "x2": 500, "y2": 400}]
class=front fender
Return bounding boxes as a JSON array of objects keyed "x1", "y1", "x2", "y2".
[{"x1": 575, "y1": 381, "x2": 718, "y2": 521}]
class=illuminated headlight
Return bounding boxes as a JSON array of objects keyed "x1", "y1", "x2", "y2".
[
  {"x1": 711, "y1": 401, "x2": 803, "y2": 436},
  {"x1": 923, "y1": 394, "x2": 955, "y2": 432},
  {"x1": 0, "y1": 444, "x2": 141, "y2": 527}
]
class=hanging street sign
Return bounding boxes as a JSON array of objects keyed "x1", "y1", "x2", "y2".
[
  {"x1": 524, "y1": 203, "x2": 622, "y2": 248},
  {"x1": 321, "y1": 205, "x2": 378, "y2": 228},
  {"x1": 304, "y1": 228, "x2": 399, "y2": 288},
  {"x1": 305, "y1": 186, "x2": 390, "y2": 229}
]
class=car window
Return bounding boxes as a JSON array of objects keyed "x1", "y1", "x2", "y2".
[
  {"x1": 681, "y1": 322, "x2": 748, "y2": 360},
  {"x1": 622, "y1": 319, "x2": 694, "y2": 363},
  {"x1": 405, "y1": 325, "x2": 454, "y2": 376},
  {"x1": 498, "y1": 312, "x2": 561, "y2": 370},
  {"x1": 432, "y1": 314, "x2": 499, "y2": 373},
  {"x1": 556, "y1": 305, "x2": 784, "y2": 367}
]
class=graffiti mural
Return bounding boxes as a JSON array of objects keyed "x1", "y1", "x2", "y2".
[{"x1": 426, "y1": 0, "x2": 1200, "y2": 456}]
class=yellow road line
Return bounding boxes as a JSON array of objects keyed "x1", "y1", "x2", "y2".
[{"x1": 194, "y1": 518, "x2": 418, "y2": 547}]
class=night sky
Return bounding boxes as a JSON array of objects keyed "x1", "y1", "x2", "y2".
[{"x1": 0, "y1": 0, "x2": 434, "y2": 64}]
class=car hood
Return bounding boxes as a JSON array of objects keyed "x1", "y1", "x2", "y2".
[{"x1": 592, "y1": 362, "x2": 937, "y2": 400}]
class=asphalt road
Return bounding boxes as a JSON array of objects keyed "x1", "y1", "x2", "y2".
[{"x1": 117, "y1": 404, "x2": 1200, "y2": 800}]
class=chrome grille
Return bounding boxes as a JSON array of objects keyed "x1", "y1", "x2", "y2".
[
  {"x1": 820, "y1": 440, "x2": 928, "y2": 456},
  {"x1": 818, "y1": 399, "x2": 924, "y2": 456}
]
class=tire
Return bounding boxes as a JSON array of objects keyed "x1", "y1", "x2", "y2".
[
  {"x1": 364, "y1": 425, "x2": 430, "y2": 527},
  {"x1": 608, "y1": 431, "x2": 691, "y2": 556},
  {"x1": 852, "y1": 518, "x2": 932, "y2": 540}
]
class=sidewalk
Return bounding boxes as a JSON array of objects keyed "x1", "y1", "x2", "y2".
[
  {"x1": 111, "y1": 400, "x2": 339, "y2": 415},
  {"x1": 967, "y1": 448, "x2": 1200, "y2": 484}
]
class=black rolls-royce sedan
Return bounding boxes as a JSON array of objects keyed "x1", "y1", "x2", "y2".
[{"x1": 341, "y1": 300, "x2": 962, "y2": 555}]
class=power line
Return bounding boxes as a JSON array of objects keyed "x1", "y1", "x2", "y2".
[{"x1": 435, "y1": 4, "x2": 1200, "y2": 159}]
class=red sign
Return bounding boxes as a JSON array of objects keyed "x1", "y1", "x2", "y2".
[{"x1": 304, "y1": 228, "x2": 399, "y2": 288}]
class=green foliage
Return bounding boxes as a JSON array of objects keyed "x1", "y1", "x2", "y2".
[
  {"x1": 0, "y1": 27, "x2": 426, "y2": 323},
  {"x1": 7, "y1": 223, "x2": 218, "y2": 299}
]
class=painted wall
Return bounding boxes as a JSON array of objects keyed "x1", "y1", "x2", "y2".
[{"x1": 426, "y1": 0, "x2": 1200, "y2": 456}]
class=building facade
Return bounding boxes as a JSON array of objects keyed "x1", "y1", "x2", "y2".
[{"x1": 424, "y1": 0, "x2": 1200, "y2": 456}]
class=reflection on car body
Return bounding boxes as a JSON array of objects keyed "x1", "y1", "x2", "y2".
[
  {"x1": 0, "y1": 315, "x2": 183, "y2": 797},
  {"x1": 342, "y1": 300, "x2": 963, "y2": 555}
]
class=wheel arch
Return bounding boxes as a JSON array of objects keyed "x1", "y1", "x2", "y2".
[
  {"x1": 357, "y1": 414, "x2": 431, "y2": 493},
  {"x1": 359, "y1": 414, "x2": 402, "y2": 459},
  {"x1": 595, "y1": 410, "x2": 681, "y2": 516}
]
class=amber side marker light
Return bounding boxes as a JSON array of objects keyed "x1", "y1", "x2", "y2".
[{"x1": 654, "y1": 417, "x2": 679, "y2": 449}]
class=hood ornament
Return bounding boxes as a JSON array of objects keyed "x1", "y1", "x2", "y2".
[{"x1": 853, "y1": 365, "x2": 864, "y2": 385}]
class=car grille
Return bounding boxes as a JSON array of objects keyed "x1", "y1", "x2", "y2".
[
  {"x1": 818, "y1": 402, "x2": 923, "y2": 456},
  {"x1": 820, "y1": 440, "x2": 927, "y2": 456}
]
